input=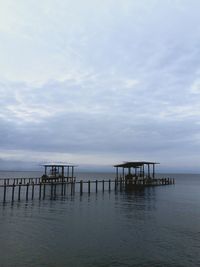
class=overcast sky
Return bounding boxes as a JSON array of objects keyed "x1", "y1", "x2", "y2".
[{"x1": 0, "y1": 0, "x2": 200, "y2": 172}]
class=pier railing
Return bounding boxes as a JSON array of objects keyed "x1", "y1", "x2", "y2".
[
  {"x1": 0, "y1": 177, "x2": 175, "y2": 204},
  {"x1": 0, "y1": 176, "x2": 75, "y2": 186}
]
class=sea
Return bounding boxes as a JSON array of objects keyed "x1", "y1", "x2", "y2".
[{"x1": 0, "y1": 171, "x2": 200, "y2": 267}]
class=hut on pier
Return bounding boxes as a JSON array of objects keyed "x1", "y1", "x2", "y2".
[
  {"x1": 114, "y1": 161, "x2": 159, "y2": 186},
  {"x1": 41, "y1": 163, "x2": 77, "y2": 182}
]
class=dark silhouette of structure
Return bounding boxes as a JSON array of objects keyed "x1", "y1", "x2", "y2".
[
  {"x1": 114, "y1": 161, "x2": 159, "y2": 188},
  {"x1": 41, "y1": 163, "x2": 77, "y2": 182},
  {"x1": 0, "y1": 161, "x2": 175, "y2": 203}
]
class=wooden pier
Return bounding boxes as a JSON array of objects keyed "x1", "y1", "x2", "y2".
[
  {"x1": 0, "y1": 177, "x2": 175, "y2": 203},
  {"x1": 0, "y1": 161, "x2": 175, "y2": 203}
]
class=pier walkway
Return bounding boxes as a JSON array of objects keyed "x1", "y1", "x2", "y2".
[{"x1": 0, "y1": 177, "x2": 175, "y2": 203}]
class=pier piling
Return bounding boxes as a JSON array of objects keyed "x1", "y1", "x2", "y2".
[
  {"x1": 102, "y1": 180, "x2": 104, "y2": 192},
  {"x1": 12, "y1": 183, "x2": 15, "y2": 203},
  {"x1": 109, "y1": 179, "x2": 111, "y2": 192},
  {"x1": 88, "y1": 180, "x2": 91, "y2": 194},
  {"x1": 64, "y1": 181, "x2": 66, "y2": 195},
  {"x1": 71, "y1": 182, "x2": 74, "y2": 195},
  {"x1": 80, "y1": 180, "x2": 83, "y2": 195},
  {"x1": 32, "y1": 182, "x2": 35, "y2": 200},
  {"x1": 26, "y1": 183, "x2": 29, "y2": 201},
  {"x1": 18, "y1": 183, "x2": 21, "y2": 201},
  {"x1": 50, "y1": 182, "x2": 53, "y2": 199},
  {"x1": 3, "y1": 182, "x2": 6, "y2": 203},
  {"x1": 43, "y1": 183, "x2": 46, "y2": 200},
  {"x1": 39, "y1": 182, "x2": 42, "y2": 200},
  {"x1": 0, "y1": 174, "x2": 175, "y2": 203},
  {"x1": 96, "y1": 180, "x2": 98, "y2": 193}
]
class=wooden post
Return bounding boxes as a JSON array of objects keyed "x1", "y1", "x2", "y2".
[
  {"x1": 88, "y1": 180, "x2": 90, "y2": 194},
  {"x1": 96, "y1": 180, "x2": 98, "y2": 193},
  {"x1": 62, "y1": 166, "x2": 64, "y2": 180},
  {"x1": 102, "y1": 180, "x2": 104, "y2": 192},
  {"x1": 70, "y1": 181, "x2": 73, "y2": 195},
  {"x1": 109, "y1": 180, "x2": 111, "y2": 192},
  {"x1": 61, "y1": 181, "x2": 64, "y2": 196},
  {"x1": 64, "y1": 181, "x2": 66, "y2": 195},
  {"x1": 18, "y1": 183, "x2": 21, "y2": 201},
  {"x1": 73, "y1": 181, "x2": 75, "y2": 194},
  {"x1": 39, "y1": 182, "x2": 42, "y2": 200},
  {"x1": 3, "y1": 181, "x2": 6, "y2": 203},
  {"x1": 80, "y1": 180, "x2": 83, "y2": 194},
  {"x1": 147, "y1": 164, "x2": 150, "y2": 178},
  {"x1": 12, "y1": 183, "x2": 15, "y2": 203},
  {"x1": 142, "y1": 164, "x2": 144, "y2": 179},
  {"x1": 116, "y1": 167, "x2": 119, "y2": 181},
  {"x1": 32, "y1": 182, "x2": 34, "y2": 200},
  {"x1": 67, "y1": 166, "x2": 69, "y2": 181},
  {"x1": 120, "y1": 178, "x2": 122, "y2": 191},
  {"x1": 26, "y1": 183, "x2": 29, "y2": 201},
  {"x1": 43, "y1": 183, "x2": 46, "y2": 199},
  {"x1": 72, "y1": 166, "x2": 74, "y2": 181},
  {"x1": 51, "y1": 182, "x2": 53, "y2": 199},
  {"x1": 114, "y1": 179, "x2": 117, "y2": 191},
  {"x1": 54, "y1": 183, "x2": 57, "y2": 197}
]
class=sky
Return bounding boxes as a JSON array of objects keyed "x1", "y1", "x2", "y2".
[{"x1": 0, "y1": 0, "x2": 200, "y2": 172}]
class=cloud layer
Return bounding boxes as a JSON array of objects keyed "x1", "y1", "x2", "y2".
[{"x1": 1, "y1": 0, "x2": 200, "y2": 171}]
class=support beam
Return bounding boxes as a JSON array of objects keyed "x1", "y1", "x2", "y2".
[
  {"x1": 67, "y1": 166, "x2": 69, "y2": 179},
  {"x1": 147, "y1": 164, "x2": 150, "y2": 178},
  {"x1": 62, "y1": 166, "x2": 64, "y2": 179}
]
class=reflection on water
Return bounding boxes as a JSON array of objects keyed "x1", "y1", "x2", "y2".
[{"x1": 0, "y1": 173, "x2": 200, "y2": 267}]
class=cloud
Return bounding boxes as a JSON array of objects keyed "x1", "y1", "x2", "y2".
[
  {"x1": 190, "y1": 80, "x2": 200, "y2": 94},
  {"x1": 1, "y1": 0, "x2": 200, "y2": 171}
]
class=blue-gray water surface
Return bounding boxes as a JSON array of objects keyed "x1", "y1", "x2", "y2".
[{"x1": 0, "y1": 172, "x2": 200, "y2": 267}]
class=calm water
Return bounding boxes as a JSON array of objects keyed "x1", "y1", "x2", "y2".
[{"x1": 0, "y1": 172, "x2": 200, "y2": 267}]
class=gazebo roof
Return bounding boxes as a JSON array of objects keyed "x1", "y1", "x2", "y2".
[
  {"x1": 114, "y1": 161, "x2": 159, "y2": 168},
  {"x1": 42, "y1": 163, "x2": 77, "y2": 167}
]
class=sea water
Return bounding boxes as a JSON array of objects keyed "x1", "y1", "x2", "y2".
[{"x1": 0, "y1": 172, "x2": 200, "y2": 267}]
